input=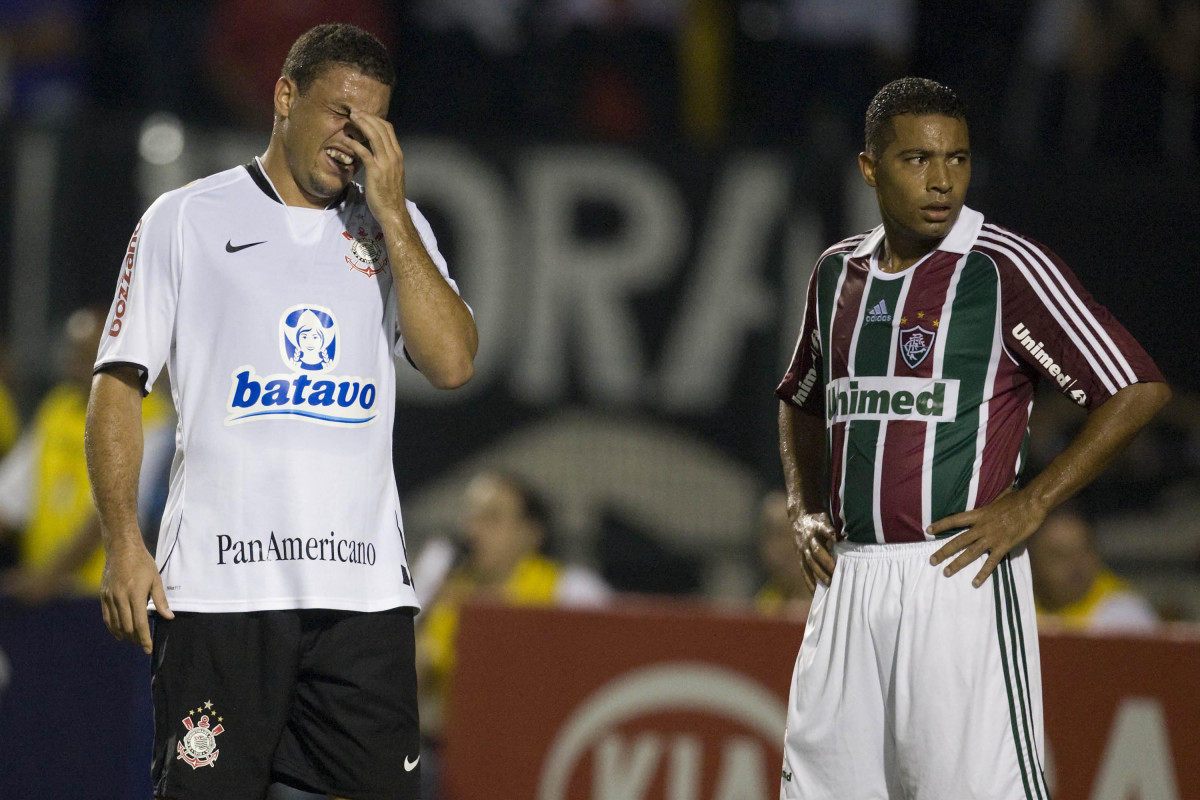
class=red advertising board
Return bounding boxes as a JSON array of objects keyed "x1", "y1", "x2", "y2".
[{"x1": 444, "y1": 602, "x2": 1200, "y2": 800}]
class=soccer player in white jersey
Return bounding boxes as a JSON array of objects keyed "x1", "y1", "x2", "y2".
[
  {"x1": 775, "y1": 77, "x2": 1169, "y2": 799},
  {"x1": 85, "y1": 24, "x2": 477, "y2": 800}
]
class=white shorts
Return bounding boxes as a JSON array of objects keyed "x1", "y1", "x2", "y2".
[{"x1": 780, "y1": 539, "x2": 1050, "y2": 800}]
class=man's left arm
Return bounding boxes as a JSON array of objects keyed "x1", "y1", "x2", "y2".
[
  {"x1": 347, "y1": 110, "x2": 478, "y2": 389},
  {"x1": 928, "y1": 380, "x2": 1171, "y2": 586}
]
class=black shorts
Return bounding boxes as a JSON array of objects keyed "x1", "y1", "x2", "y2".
[{"x1": 150, "y1": 607, "x2": 421, "y2": 800}]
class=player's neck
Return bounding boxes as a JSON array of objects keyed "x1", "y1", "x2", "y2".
[
  {"x1": 259, "y1": 145, "x2": 325, "y2": 209},
  {"x1": 880, "y1": 228, "x2": 939, "y2": 273}
]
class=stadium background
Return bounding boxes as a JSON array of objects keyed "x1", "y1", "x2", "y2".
[{"x1": 0, "y1": 2, "x2": 1198, "y2": 799}]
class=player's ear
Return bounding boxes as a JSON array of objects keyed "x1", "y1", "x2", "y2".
[
  {"x1": 274, "y1": 77, "x2": 297, "y2": 119},
  {"x1": 858, "y1": 151, "x2": 877, "y2": 188}
]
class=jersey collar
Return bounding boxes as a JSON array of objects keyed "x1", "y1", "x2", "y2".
[
  {"x1": 852, "y1": 206, "x2": 984, "y2": 259},
  {"x1": 243, "y1": 157, "x2": 352, "y2": 209}
]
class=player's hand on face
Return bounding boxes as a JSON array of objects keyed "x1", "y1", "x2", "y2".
[
  {"x1": 100, "y1": 536, "x2": 173, "y2": 654},
  {"x1": 792, "y1": 512, "x2": 837, "y2": 592},
  {"x1": 927, "y1": 487, "x2": 1046, "y2": 588},
  {"x1": 345, "y1": 109, "x2": 408, "y2": 225}
]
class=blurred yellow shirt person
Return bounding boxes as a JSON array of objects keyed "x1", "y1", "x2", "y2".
[
  {"x1": 1029, "y1": 504, "x2": 1158, "y2": 632},
  {"x1": 415, "y1": 472, "x2": 610, "y2": 734},
  {"x1": 753, "y1": 490, "x2": 813, "y2": 621},
  {"x1": 0, "y1": 310, "x2": 172, "y2": 599}
]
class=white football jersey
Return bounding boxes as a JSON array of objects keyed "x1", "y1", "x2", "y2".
[{"x1": 95, "y1": 159, "x2": 461, "y2": 613}]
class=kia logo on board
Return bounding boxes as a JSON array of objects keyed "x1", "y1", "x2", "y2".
[{"x1": 538, "y1": 663, "x2": 787, "y2": 800}]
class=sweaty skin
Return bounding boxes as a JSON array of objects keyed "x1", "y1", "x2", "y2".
[
  {"x1": 783, "y1": 112, "x2": 1171, "y2": 589},
  {"x1": 89, "y1": 65, "x2": 478, "y2": 653}
]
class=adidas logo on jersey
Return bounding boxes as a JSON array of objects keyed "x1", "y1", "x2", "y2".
[
  {"x1": 224, "y1": 304, "x2": 379, "y2": 427},
  {"x1": 864, "y1": 299, "x2": 892, "y2": 324}
]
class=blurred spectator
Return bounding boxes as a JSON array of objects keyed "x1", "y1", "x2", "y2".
[
  {"x1": 0, "y1": 309, "x2": 172, "y2": 603},
  {"x1": 753, "y1": 490, "x2": 813, "y2": 620},
  {"x1": 202, "y1": 0, "x2": 395, "y2": 129},
  {"x1": 0, "y1": 0, "x2": 86, "y2": 124},
  {"x1": 0, "y1": 343, "x2": 20, "y2": 461},
  {"x1": 733, "y1": 0, "x2": 915, "y2": 148},
  {"x1": 540, "y1": 0, "x2": 686, "y2": 142},
  {"x1": 1007, "y1": 0, "x2": 1199, "y2": 161},
  {"x1": 1029, "y1": 503, "x2": 1158, "y2": 631},
  {"x1": 413, "y1": 470, "x2": 610, "y2": 798}
]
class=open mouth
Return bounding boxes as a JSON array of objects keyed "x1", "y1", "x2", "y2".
[{"x1": 324, "y1": 147, "x2": 356, "y2": 171}]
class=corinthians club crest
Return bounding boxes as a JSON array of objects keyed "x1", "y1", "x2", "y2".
[
  {"x1": 899, "y1": 324, "x2": 937, "y2": 369},
  {"x1": 343, "y1": 226, "x2": 388, "y2": 277},
  {"x1": 176, "y1": 702, "x2": 225, "y2": 769}
]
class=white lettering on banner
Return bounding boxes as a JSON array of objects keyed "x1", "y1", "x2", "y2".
[
  {"x1": 591, "y1": 733, "x2": 767, "y2": 800},
  {"x1": 516, "y1": 148, "x2": 688, "y2": 405},
  {"x1": 658, "y1": 156, "x2": 791, "y2": 411},
  {"x1": 714, "y1": 737, "x2": 769, "y2": 800},
  {"x1": 538, "y1": 663, "x2": 784, "y2": 800},
  {"x1": 668, "y1": 735, "x2": 702, "y2": 800},
  {"x1": 403, "y1": 141, "x2": 511, "y2": 396},
  {"x1": 1091, "y1": 698, "x2": 1180, "y2": 800},
  {"x1": 594, "y1": 734, "x2": 663, "y2": 800},
  {"x1": 395, "y1": 143, "x2": 805, "y2": 413}
]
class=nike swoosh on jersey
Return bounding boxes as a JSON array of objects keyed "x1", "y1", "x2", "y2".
[
  {"x1": 226, "y1": 239, "x2": 266, "y2": 253},
  {"x1": 404, "y1": 754, "x2": 420, "y2": 772}
]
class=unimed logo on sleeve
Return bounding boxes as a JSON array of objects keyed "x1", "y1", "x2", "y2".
[{"x1": 537, "y1": 663, "x2": 786, "y2": 800}]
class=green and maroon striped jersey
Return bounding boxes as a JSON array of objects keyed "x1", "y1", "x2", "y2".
[{"x1": 776, "y1": 207, "x2": 1164, "y2": 544}]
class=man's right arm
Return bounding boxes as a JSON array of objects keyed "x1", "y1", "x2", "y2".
[
  {"x1": 778, "y1": 401, "x2": 836, "y2": 591},
  {"x1": 85, "y1": 366, "x2": 172, "y2": 654}
]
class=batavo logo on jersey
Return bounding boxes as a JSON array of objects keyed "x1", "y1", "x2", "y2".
[
  {"x1": 825, "y1": 376, "x2": 960, "y2": 426},
  {"x1": 108, "y1": 218, "x2": 143, "y2": 337},
  {"x1": 537, "y1": 664, "x2": 785, "y2": 800},
  {"x1": 225, "y1": 304, "x2": 379, "y2": 426}
]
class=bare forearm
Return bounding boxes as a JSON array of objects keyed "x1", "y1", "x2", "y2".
[
  {"x1": 778, "y1": 401, "x2": 827, "y2": 517},
  {"x1": 1024, "y1": 380, "x2": 1172, "y2": 514},
  {"x1": 85, "y1": 368, "x2": 146, "y2": 550},
  {"x1": 384, "y1": 213, "x2": 478, "y2": 389}
]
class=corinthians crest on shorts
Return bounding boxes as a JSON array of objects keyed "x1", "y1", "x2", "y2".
[
  {"x1": 899, "y1": 324, "x2": 937, "y2": 369},
  {"x1": 176, "y1": 703, "x2": 225, "y2": 769}
]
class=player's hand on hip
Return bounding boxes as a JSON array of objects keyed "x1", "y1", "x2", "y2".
[
  {"x1": 346, "y1": 109, "x2": 408, "y2": 226},
  {"x1": 792, "y1": 512, "x2": 837, "y2": 592},
  {"x1": 100, "y1": 535, "x2": 173, "y2": 654},
  {"x1": 927, "y1": 487, "x2": 1047, "y2": 588}
]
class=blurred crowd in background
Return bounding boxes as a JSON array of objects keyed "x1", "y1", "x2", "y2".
[
  {"x1": 0, "y1": 1, "x2": 1196, "y2": 157},
  {"x1": 1, "y1": 0, "x2": 1199, "y2": 742},
  {"x1": 0, "y1": 7, "x2": 1198, "y2": 798}
]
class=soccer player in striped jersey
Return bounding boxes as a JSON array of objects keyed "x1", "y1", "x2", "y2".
[{"x1": 775, "y1": 77, "x2": 1170, "y2": 799}]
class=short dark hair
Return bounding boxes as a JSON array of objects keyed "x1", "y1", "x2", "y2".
[
  {"x1": 489, "y1": 471, "x2": 551, "y2": 533},
  {"x1": 486, "y1": 470, "x2": 558, "y2": 555},
  {"x1": 282, "y1": 23, "x2": 395, "y2": 96},
  {"x1": 864, "y1": 77, "x2": 966, "y2": 157}
]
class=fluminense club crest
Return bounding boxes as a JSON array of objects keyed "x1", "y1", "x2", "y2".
[
  {"x1": 176, "y1": 701, "x2": 225, "y2": 769},
  {"x1": 343, "y1": 226, "x2": 388, "y2": 277},
  {"x1": 899, "y1": 325, "x2": 936, "y2": 369}
]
